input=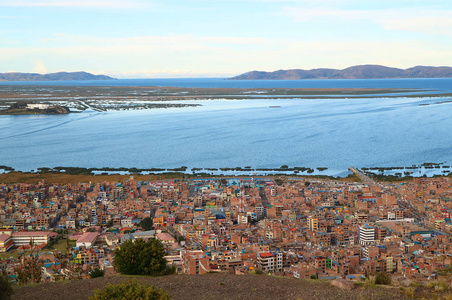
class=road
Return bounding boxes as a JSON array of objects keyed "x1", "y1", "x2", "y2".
[{"x1": 349, "y1": 167, "x2": 375, "y2": 184}]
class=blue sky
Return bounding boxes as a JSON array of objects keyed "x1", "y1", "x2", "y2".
[{"x1": 0, "y1": 0, "x2": 451, "y2": 78}]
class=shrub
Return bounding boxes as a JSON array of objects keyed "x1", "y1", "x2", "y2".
[
  {"x1": 375, "y1": 272, "x2": 391, "y2": 285},
  {"x1": 0, "y1": 274, "x2": 14, "y2": 300},
  {"x1": 140, "y1": 217, "x2": 153, "y2": 231},
  {"x1": 427, "y1": 280, "x2": 449, "y2": 292},
  {"x1": 275, "y1": 179, "x2": 284, "y2": 186},
  {"x1": 114, "y1": 238, "x2": 167, "y2": 276},
  {"x1": 405, "y1": 288, "x2": 415, "y2": 298},
  {"x1": 89, "y1": 280, "x2": 171, "y2": 300},
  {"x1": 90, "y1": 268, "x2": 105, "y2": 279}
]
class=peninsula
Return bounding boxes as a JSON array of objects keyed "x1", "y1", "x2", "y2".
[
  {"x1": 230, "y1": 64, "x2": 452, "y2": 80},
  {"x1": 0, "y1": 102, "x2": 70, "y2": 115},
  {"x1": 0, "y1": 71, "x2": 115, "y2": 81}
]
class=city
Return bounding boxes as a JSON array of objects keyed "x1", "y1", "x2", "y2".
[{"x1": 1, "y1": 173, "x2": 451, "y2": 288}]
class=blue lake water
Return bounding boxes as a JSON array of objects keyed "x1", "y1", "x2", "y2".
[
  {"x1": 1, "y1": 77, "x2": 452, "y2": 92},
  {"x1": 1, "y1": 78, "x2": 452, "y2": 176}
]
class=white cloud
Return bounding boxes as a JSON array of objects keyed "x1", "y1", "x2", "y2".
[
  {"x1": 0, "y1": 0, "x2": 149, "y2": 9},
  {"x1": 1, "y1": 33, "x2": 452, "y2": 77},
  {"x1": 41, "y1": 34, "x2": 269, "y2": 49},
  {"x1": 282, "y1": 7, "x2": 366, "y2": 22},
  {"x1": 283, "y1": 6, "x2": 452, "y2": 36},
  {"x1": 382, "y1": 15, "x2": 452, "y2": 36}
]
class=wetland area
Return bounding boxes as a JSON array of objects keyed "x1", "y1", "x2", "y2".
[{"x1": 1, "y1": 78, "x2": 452, "y2": 178}]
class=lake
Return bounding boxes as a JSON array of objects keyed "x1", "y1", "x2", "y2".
[{"x1": 1, "y1": 78, "x2": 452, "y2": 177}]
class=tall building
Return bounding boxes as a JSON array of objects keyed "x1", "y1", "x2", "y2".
[
  {"x1": 182, "y1": 250, "x2": 210, "y2": 275},
  {"x1": 307, "y1": 216, "x2": 319, "y2": 231},
  {"x1": 257, "y1": 252, "x2": 283, "y2": 273},
  {"x1": 359, "y1": 225, "x2": 375, "y2": 246}
]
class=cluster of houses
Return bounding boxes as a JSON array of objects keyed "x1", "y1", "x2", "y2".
[{"x1": 0, "y1": 175, "x2": 451, "y2": 285}]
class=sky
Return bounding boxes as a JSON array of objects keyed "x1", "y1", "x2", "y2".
[{"x1": 0, "y1": 0, "x2": 451, "y2": 78}]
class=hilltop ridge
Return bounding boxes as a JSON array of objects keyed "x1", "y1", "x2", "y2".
[
  {"x1": 0, "y1": 71, "x2": 115, "y2": 81},
  {"x1": 230, "y1": 65, "x2": 452, "y2": 80}
]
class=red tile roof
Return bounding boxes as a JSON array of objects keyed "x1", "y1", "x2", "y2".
[
  {"x1": 12, "y1": 231, "x2": 51, "y2": 237},
  {"x1": 259, "y1": 252, "x2": 274, "y2": 258},
  {"x1": 0, "y1": 234, "x2": 12, "y2": 242}
]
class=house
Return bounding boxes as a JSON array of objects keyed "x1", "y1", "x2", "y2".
[
  {"x1": 105, "y1": 233, "x2": 119, "y2": 246},
  {"x1": 156, "y1": 232, "x2": 176, "y2": 245},
  {"x1": 132, "y1": 230, "x2": 155, "y2": 240},
  {"x1": 76, "y1": 232, "x2": 99, "y2": 248},
  {"x1": 182, "y1": 250, "x2": 210, "y2": 275},
  {"x1": 121, "y1": 217, "x2": 134, "y2": 228}
]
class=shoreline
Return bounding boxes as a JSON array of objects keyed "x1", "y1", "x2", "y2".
[
  {"x1": 0, "y1": 110, "x2": 73, "y2": 115},
  {"x1": 1, "y1": 163, "x2": 450, "y2": 184}
]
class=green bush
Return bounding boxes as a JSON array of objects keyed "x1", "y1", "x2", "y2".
[
  {"x1": 274, "y1": 179, "x2": 284, "y2": 186},
  {"x1": 140, "y1": 217, "x2": 153, "y2": 231},
  {"x1": 90, "y1": 268, "x2": 105, "y2": 279},
  {"x1": 375, "y1": 272, "x2": 391, "y2": 285},
  {"x1": 0, "y1": 274, "x2": 14, "y2": 300},
  {"x1": 89, "y1": 280, "x2": 171, "y2": 300},
  {"x1": 114, "y1": 238, "x2": 167, "y2": 276}
]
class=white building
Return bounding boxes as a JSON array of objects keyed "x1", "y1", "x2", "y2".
[
  {"x1": 359, "y1": 225, "x2": 375, "y2": 246},
  {"x1": 12, "y1": 231, "x2": 51, "y2": 247},
  {"x1": 26, "y1": 104, "x2": 50, "y2": 110},
  {"x1": 257, "y1": 252, "x2": 283, "y2": 273},
  {"x1": 121, "y1": 217, "x2": 133, "y2": 228}
]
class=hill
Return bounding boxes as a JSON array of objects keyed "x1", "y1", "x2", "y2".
[
  {"x1": 0, "y1": 71, "x2": 115, "y2": 81},
  {"x1": 230, "y1": 65, "x2": 452, "y2": 80},
  {"x1": 12, "y1": 273, "x2": 409, "y2": 300}
]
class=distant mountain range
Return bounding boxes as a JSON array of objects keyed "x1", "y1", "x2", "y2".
[
  {"x1": 0, "y1": 71, "x2": 115, "y2": 81},
  {"x1": 229, "y1": 65, "x2": 452, "y2": 80}
]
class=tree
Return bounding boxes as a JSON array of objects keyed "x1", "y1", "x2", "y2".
[
  {"x1": 90, "y1": 268, "x2": 105, "y2": 279},
  {"x1": 0, "y1": 273, "x2": 14, "y2": 300},
  {"x1": 140, "y1": 217, "x2": 153, "y2": 231},
  {"x1": 114, "y1": 238, "x2": 167, "y2": 275},
  {"x1": 89, "y1": 280, "x2": 171, "y2": 300},
  {"x1": 17, "y1": 257, "x2": 42, "y2": 285},
  {"x1": 275, "y1": 178, "x2": 284, "y2": 186}
]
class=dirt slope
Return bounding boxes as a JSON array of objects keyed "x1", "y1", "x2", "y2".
[{"x1": 13, "y1": 273, "x2": 409, "y2": 300}]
